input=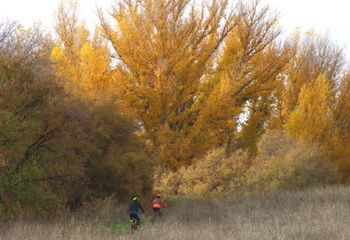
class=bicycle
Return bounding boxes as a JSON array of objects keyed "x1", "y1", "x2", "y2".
[
  {"x1": 130, "y1": 212, "x2": 144, "y2": 234},
  {"x1": 130, "y1": 216, "x2": 139, "y2": 234},
  {"x1": 151, "y1": 208, "x2": 163, "y2": 223}
]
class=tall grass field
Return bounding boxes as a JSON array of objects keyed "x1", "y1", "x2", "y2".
[{"x1": 1, "y1": 186, "x2": 350, "y2": 240}]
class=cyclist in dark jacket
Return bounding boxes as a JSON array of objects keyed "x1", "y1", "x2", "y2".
[{"x1": 129, "y1": 197, "x2": 146, "y2": 226}]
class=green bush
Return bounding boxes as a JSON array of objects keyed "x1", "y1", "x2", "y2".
[{"x1": 0, "y1": 22, "x2": 152, "y2": 219}]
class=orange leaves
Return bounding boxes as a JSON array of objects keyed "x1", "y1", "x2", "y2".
[
  {"x1": 52, "y1": 2, "x2": 112, "y2": 101},
  {"x1": 97, "y1": 0, "x2": 239, "y2": 168},
  {"x1": 285, "y1": 74, "x2": 333, "y2": 144}
]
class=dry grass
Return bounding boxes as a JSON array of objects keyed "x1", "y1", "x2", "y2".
[{"x1": 1, "y1": 186, "x2": 350, "y2": 240}]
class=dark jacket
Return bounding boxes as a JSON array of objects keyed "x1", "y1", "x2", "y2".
[{"x1": 129, "y1": 200, "x2": 145, "y2": 214}]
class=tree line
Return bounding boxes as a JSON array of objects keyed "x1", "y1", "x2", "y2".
[{"x1": 1, "y1": 0, "x2": 350, "y2": 218}]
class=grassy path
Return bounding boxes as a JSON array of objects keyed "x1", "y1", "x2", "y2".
[{"x1": 2, "y1": 186, "x2": 350, "y2": 239}]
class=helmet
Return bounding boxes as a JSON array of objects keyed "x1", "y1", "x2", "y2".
[
  {"x1": 133, "y1": 197, "x2": 139, "y2": 201},
  {"x1": 156, "y1": 194, "x2": 161, "y2": 198}
]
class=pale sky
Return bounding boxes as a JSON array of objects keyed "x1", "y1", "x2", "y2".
[{"x1": 0, "y1": 0, "x2": 349, "y2": 57}]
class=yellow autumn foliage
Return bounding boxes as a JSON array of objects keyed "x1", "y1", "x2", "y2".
[
  {"x1": 5, "y1": 0, "x2": 350, "y2": 219},
  {"x1": 285, "y1": 74, "x2": 333, "y2": 145},
  {"x1": 333, "y1": 74, "x2": 350, "y2": 183},
  {"x1": 51, "y1": 0, "x2": 113, "y2": 101},
  {"x1": 247, "y1": 131, "x2": 336, "y2": 191},
  {"x1": 97, "y1": 0, "x2": 293, "y2": 168},
  {"x1": 154, "y1": 148, "x2": 250, "y2": 197}
]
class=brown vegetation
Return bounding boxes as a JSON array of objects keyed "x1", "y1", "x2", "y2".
[{"x1": 1, "y1": 186, "x2": 350, "y2": 240}]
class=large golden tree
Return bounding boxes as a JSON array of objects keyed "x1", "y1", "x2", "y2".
[{"x1": 99, "y1": 0, "x2": 292, "y2": 168}]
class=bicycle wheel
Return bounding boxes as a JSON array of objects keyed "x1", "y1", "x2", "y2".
[
  {"x1": 131, "y1": 218, "x2": 138, "y2": 234},
  {"x1": 151, "y1": 209, "x2": 162, "y2": 223}
]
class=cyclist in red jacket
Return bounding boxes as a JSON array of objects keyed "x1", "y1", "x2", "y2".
[{"x1": 152, "y1": 194, "x2": 166, "y2": 217}]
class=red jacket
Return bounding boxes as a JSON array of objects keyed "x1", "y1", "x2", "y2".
[{"x1": 152, "y1": 198, "x2": 166, "y2": 209}]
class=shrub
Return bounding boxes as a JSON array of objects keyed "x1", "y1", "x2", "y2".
[
  {"x1": 178, "y1": 148, "x2": 250, "y2": 197},
  {"x1": 153, "y1": 168, "x2": 183, "y2": 195},
  {"x1": 0, "y1": 22, "x2": 153, "y2": 218},
  {"x1": 246, "y1": 131, "x2": 336, "y2": 191}
]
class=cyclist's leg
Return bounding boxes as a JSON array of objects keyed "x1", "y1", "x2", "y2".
[
  {"x1": 130, "y1": 213, "x2": 140, "y2": 225},
  {"x1": 130, "y1": 213, "x2": 137, "y2": 220},
  {"x1": 153, "y1": 208, "x2": 161, "y2": 217},
  {"x1": 130, "y1": 213, "x2": 137, "y2": 234},
  {"x1": 135, "y1": 213, "x2": 141, "y2": 226},
  {"x1": 152, "y1": 207, "x2": 157, "y2": 215}
]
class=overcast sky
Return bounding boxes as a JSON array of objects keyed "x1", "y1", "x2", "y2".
[{"x1": 1, "y1": 0, "x2": 349, "y2": 57}]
